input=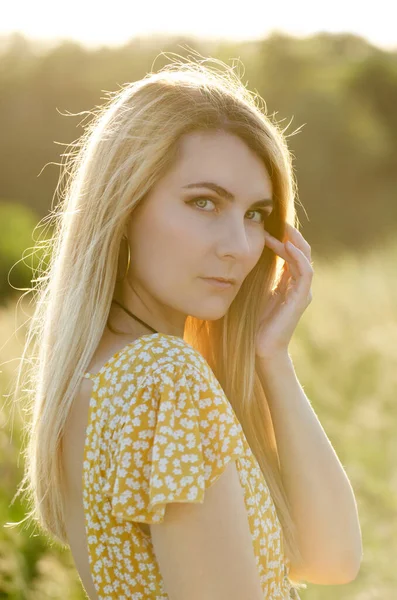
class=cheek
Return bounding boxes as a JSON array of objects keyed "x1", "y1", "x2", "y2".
[
  {"x1": 153, "y1": 203, "x2": 206, "y2": 254},
  {"x1": 258, "y1": 236, "x2": 267, "y2": 259},
  {"x1": 129, "y1": 209, "x2": 202, "y2": 279},
  {"x1": 245, "y1": 236, "x2": 266, "y2": 274}
]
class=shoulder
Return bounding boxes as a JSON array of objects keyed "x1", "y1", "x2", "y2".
[
  {"x1": 106, "y1": 333, "x2": 214, "y2": 385},
  {"x1": 137, "y1": 335, "x2": 226, "y2": 404},
  {"x1": 93, "y1": 333, "x2": 233, "y2": 425},
  {"x1": 109, "y1": 337, "x2": 247, "y2": 525},
  {"x1": 143, "y1": 334, "x2": 210, "y2": 373}
]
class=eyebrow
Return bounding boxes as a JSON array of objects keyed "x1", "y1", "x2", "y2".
[{"x1": 182, "y1": 181, "x2": 274, "y2": 209}]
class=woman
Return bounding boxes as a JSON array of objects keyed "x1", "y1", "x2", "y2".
[{"x1": 13, "y1": 55, "x2": 362, "y2": 599}]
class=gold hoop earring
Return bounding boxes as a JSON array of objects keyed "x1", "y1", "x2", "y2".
[{"x1": 117, "y1": 234, "x2": 131, "y2": 281}]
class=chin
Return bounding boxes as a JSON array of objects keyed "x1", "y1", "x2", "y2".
[{"x1": 190, "y1": 305, "x2": 230, "y2": 321}]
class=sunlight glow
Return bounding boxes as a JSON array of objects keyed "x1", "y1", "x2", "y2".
[{"x1": 2, "y1": 0, "x2": 396, "y2": 52}]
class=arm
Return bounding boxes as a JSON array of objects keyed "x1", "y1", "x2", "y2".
[
  {"x1": 258, "y1": 353, "x2": 363, "y2": 584},
  {"x1": 150, "y1": 461, "x2": 265, "y2": 600}
]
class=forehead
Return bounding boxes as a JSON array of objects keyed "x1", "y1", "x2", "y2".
[{"x1": 168, "y1": 130, "x2": 273, "y2": 199}]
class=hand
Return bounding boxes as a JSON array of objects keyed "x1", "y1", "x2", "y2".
[{"x1": 255, "y1": 223, "x2": 314, "y2": 360}]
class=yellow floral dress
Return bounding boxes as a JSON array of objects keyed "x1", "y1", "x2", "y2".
[{"x1": 82, "y1": 333, "x2": 300, "y2": 599}]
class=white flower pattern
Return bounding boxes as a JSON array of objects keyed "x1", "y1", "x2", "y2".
[{"x1": 82, "y1": 333, "x2": 300, "y2": 599}]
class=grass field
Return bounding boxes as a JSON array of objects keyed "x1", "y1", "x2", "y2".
[{"x1": 1, "y1": 237, "x2": 396, "y2": 599}]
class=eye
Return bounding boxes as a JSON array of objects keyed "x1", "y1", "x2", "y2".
[
  {"x1": 187, "y1": 197, "x2": 271, "y2": 226},
  {"x1": 188, "y1": 197, "x2": 216, "y2": 211},
  {"x1": 246, "y1": 208, "x2": 271, "y2": 225}
]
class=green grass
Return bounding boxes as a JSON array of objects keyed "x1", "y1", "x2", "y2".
[{"x1": 1, "y1": 237, "x2": 396, "y2": 598}]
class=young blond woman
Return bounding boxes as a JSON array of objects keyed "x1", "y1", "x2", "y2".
[{"x1": 11, "y1": 54, "x2": 362, "y2": 599}]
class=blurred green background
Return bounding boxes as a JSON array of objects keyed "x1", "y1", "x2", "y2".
[{"x1": 1, "y1": 32, "x2": 396, "y2": 599}]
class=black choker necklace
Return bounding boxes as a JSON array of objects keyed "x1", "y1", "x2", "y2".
[{"x1": 112, "y1": 299, "x2": 158, "y2": 334}]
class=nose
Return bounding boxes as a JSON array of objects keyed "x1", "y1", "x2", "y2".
[{"x1": 216, "y1": 218, "x2": 253, "y2": 260}]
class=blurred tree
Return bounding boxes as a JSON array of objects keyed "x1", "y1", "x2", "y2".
[
  {"x1": 0, "y1": 201, "x2": 43, "y2": 303},
  {"x1": 0, "y1": 32, "x2": 396, "y2": 258}
]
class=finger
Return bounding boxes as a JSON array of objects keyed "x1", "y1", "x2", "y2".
[
  {"x1": 285, "y1": 242, "x2": 313, "y2": 296},
  {"x1": 273, "y1": 263, "x2": 290, "y2": 295},
  {"x1": 265, "y1": 235, "x2": 304, "y2": 280},
  {"x1": 265, "y1": 228, "x2": 309, "y2": 262},
  {"x1": 264, "y1": 233, "x2": 289, "y2": 261},
  {"x1": 265, "y1": 230, "x2": 313, "y2": 273},
  {"x1": 285, "y1": 243, "x2": 301, "y2": 281},
  {"x1": 284, "y1": 224, "x2": 312, "y2": 263},
  {"x1": 286, "y1": 241, "x2": 313, "y2": 275}
]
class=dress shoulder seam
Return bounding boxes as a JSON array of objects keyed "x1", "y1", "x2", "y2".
[{"x1": 138, "y1": 354, "x2": 211, "y2": 389}]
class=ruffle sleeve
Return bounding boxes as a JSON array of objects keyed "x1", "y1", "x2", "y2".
[{"x1": 109, "y1": 360, "x2": 246, "y2": 524}]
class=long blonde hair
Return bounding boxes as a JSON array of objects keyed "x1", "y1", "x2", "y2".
[{"x1": 10, "y1": 52, "x2": 306, "y2": 590}]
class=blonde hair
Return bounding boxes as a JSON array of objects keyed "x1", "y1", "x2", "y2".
[{"x1": 9, "y1": 51, "x2": 306, "y2": 591}]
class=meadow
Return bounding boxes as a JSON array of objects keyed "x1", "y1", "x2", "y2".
[{"x1": 1, "y1": 234, "x2": 396, "y2": 599}]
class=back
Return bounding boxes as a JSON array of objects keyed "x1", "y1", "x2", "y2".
[{"x1": 79, "y1": 333, "x2": 297, "y2": 599}]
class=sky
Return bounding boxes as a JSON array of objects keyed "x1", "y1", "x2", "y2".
[{"x1": 1, "y1": 0, "x2": 396, "y2": 52}]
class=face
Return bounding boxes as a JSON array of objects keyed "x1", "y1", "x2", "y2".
[{"x1": 121, "y1": 130, "x2": 273, "y2": 337}]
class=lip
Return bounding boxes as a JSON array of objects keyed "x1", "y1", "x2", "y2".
[
  {"x1": 201, "y1": 277, "x2": 235, "y2": 289},
  {"x1": 203, "y1": 276, "x2": 236, "y2": 284}
]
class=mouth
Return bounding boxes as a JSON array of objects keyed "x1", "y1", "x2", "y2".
[
  {"x1": 202, "y1": 276, "x2": 236, "y2": 284},
  {"x1": 201, "y1": 277, "x2": 235, "y2": 289}
]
